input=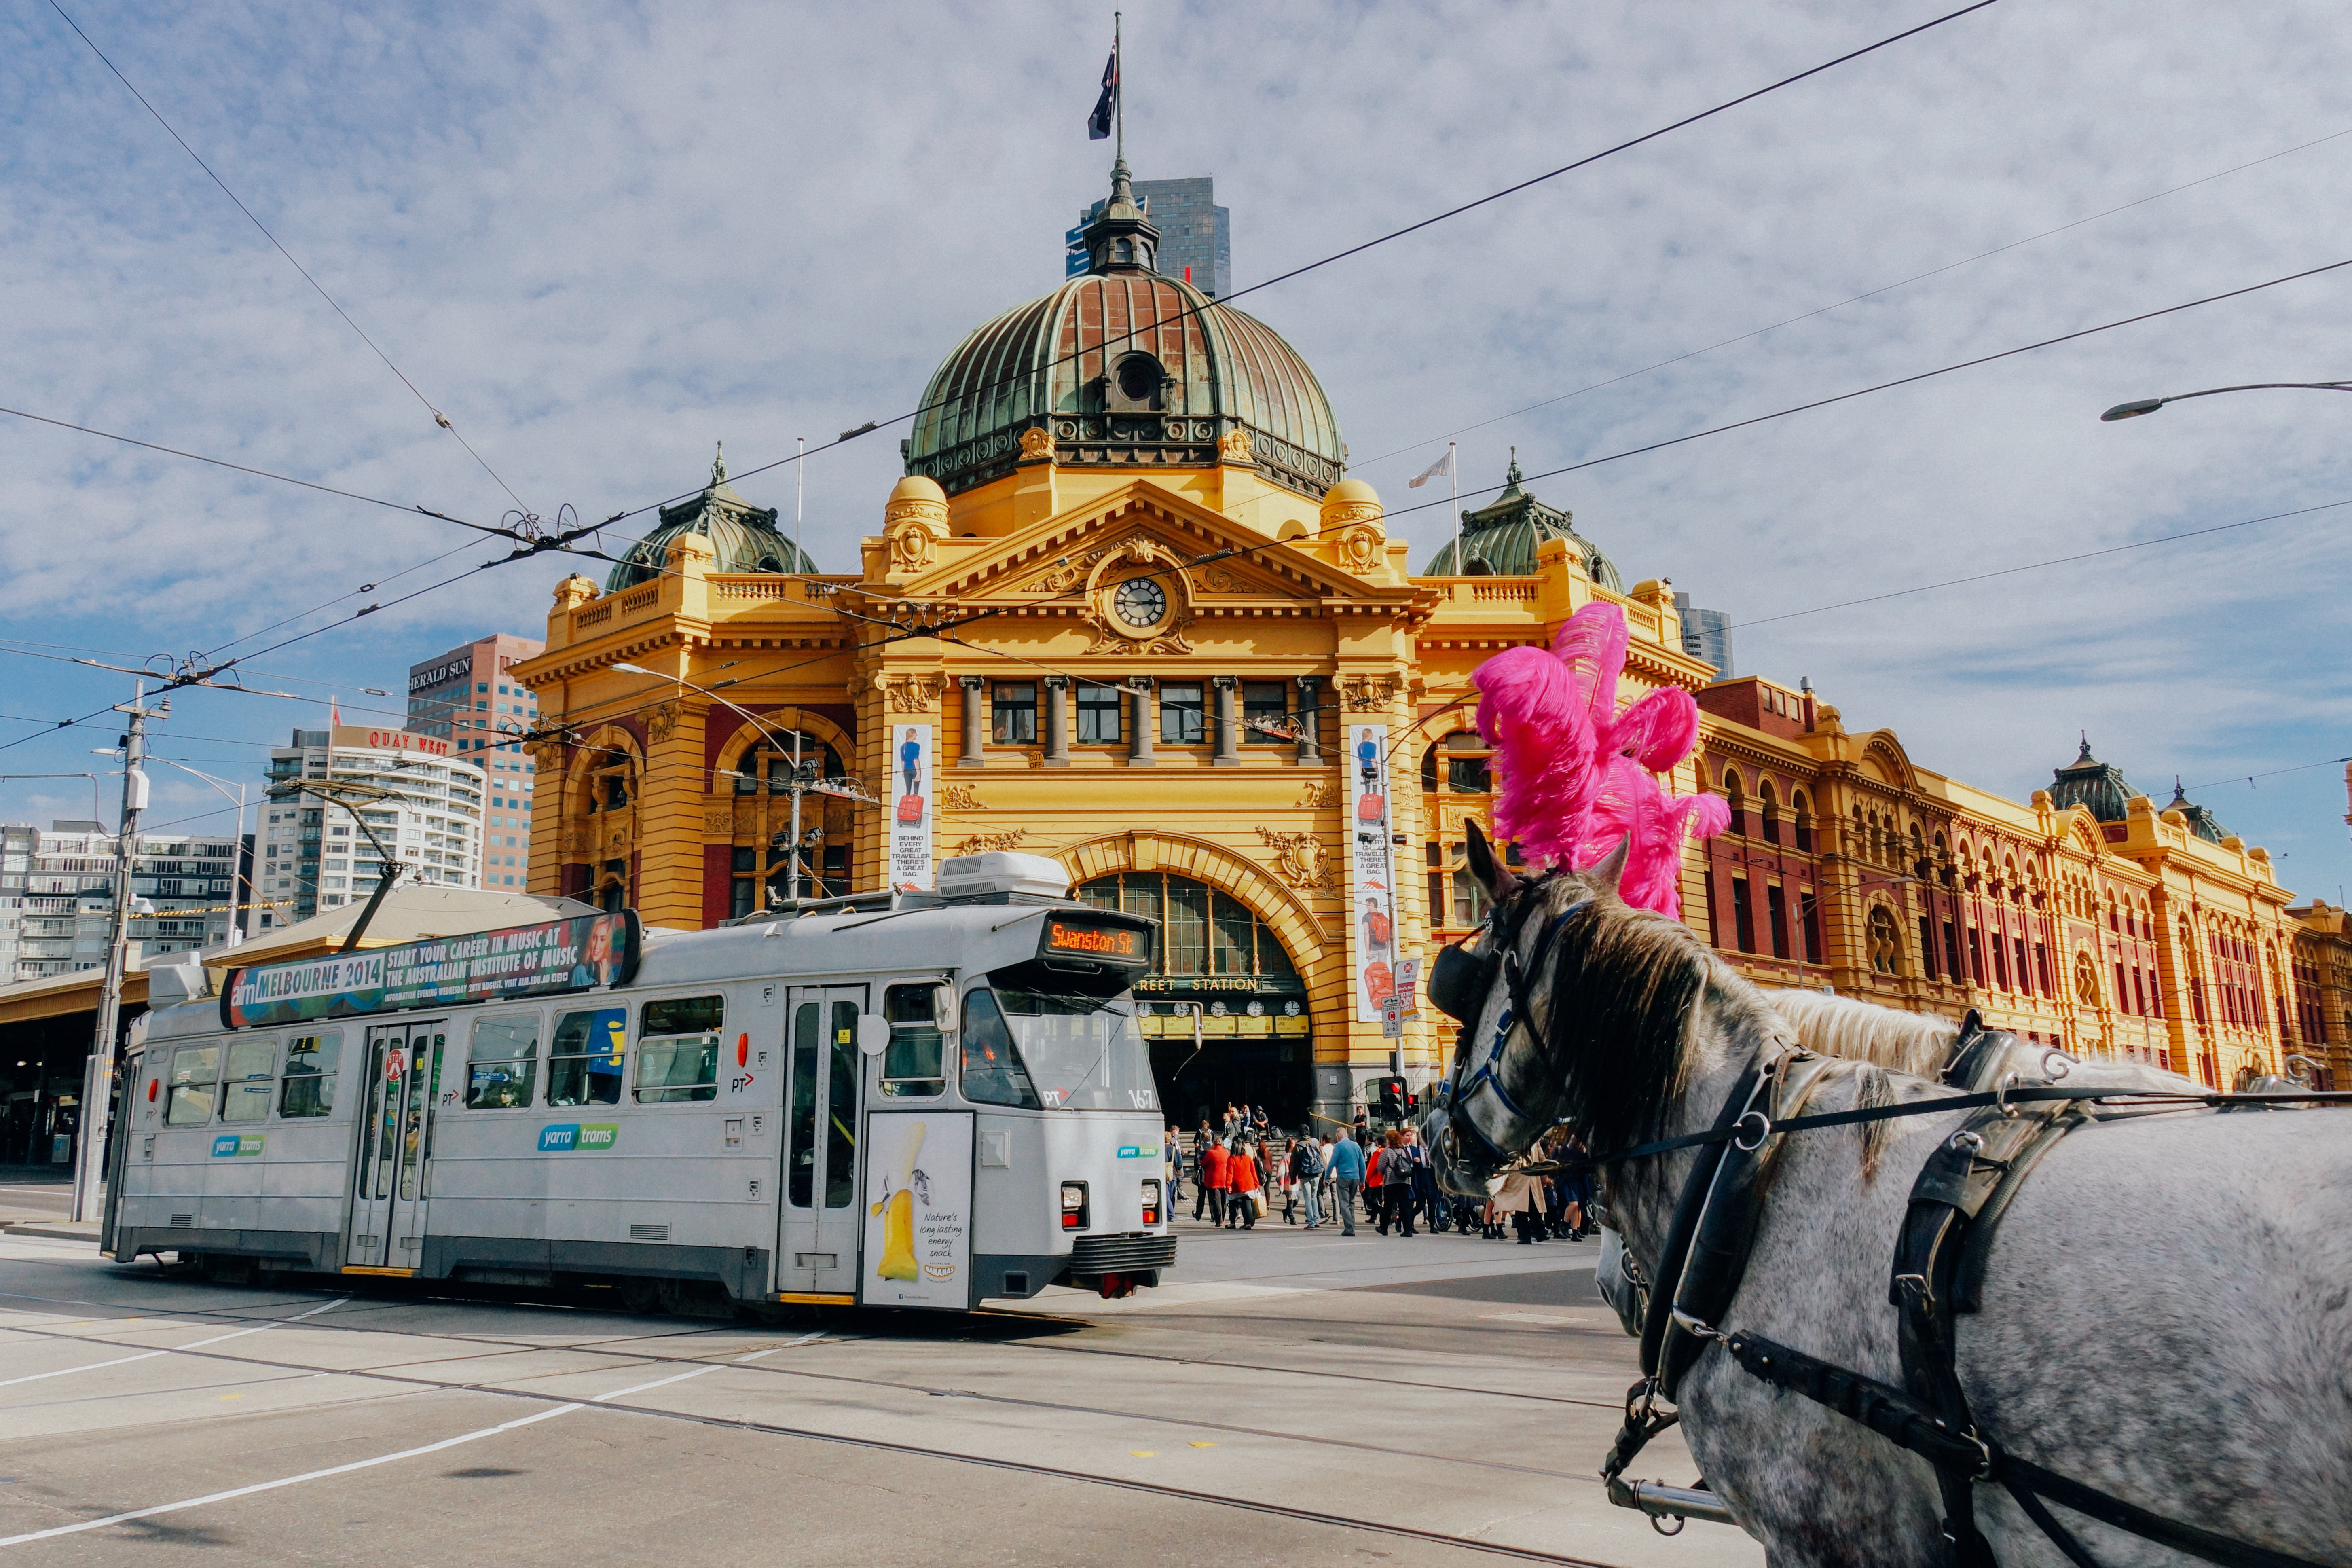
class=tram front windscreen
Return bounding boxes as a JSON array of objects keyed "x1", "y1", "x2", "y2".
[{"x1": 983, "y1": 988, "x2": 1158, "y2": 1112}]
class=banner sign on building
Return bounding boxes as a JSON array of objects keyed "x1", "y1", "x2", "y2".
[
  {"x1": 221, "y1": 910, "x2": 641, "y2": 1028},
  {"x1": 329, "y1": 724, "x2": 453, "y2": 760},
  {"x1": 861, "y1": 1112, "x2": 973, "y2": 1309},
  {"x1": 1347, "y1": 722, "x2": 1397, "y2": 1022},
  {"x1": 888, "y1": 723, "x2": 934, "y2": 892}
]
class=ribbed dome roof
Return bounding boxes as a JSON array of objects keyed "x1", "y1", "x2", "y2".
[
  {"x1": 605, "y1": 446, "x2": 817, "y2": 591},
  {"x1": 2048, "y1": 736, "x2": 2142, "y2": 823},
  {"x1": 903, "y1": 163, "x2": 1345, "y2": 499},
  {"x1": 1421, "y1": 454, "x2": 1622, "y2": 587}
]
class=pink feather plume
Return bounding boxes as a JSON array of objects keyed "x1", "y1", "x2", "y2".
[{"x1": 1472, "y1": 601, "x2": 1727, "y2": 918}]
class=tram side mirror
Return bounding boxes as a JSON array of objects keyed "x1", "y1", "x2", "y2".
[
  {"x1": 856, "y1": 1014, "x2": 892, "y2": 1057},
  {"x1": 933, "y1": 983, "x2": 956, "y2": 1031}
]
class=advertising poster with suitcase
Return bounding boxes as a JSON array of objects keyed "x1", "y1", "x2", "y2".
[
  {"x1": 1347, "y1": 722, "x2": 1396, "y2": 1022},
  {"x1": 889, "y1": 723, "x2": 933, "y2": 891}
]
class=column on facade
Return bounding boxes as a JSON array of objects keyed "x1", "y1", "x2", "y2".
[
  {"x1": 1127, "y1": 679, "x2": 1155, "y2": 767},
  {"x1": 1043, "y1": 676, "x2": 1071, "y2": 767},
  {"x1": 958, "y1": 676, "x2": 986, "y2": 769},
  {"x1": 1294, "y1": 676, "x2": 1322, "y2": 765},
  {"x1": 1211, "y1": 677, "x2": 1240, "y2": 767}
]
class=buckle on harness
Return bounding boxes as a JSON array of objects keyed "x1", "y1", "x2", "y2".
[{"x1": 1731, "y1": 1109, "x2": 1771, "y2": 1151}]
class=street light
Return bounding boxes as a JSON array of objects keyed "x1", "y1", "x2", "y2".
[
  {"x1": 142, "y1": 758, "x2": 251, "y2": 945},
  {"x1": 609, "y1": 662, "x2": 874, "y2": 906},
  {"x1": 2099, "y1": 381, "x2": 2352, "y2": 421}
]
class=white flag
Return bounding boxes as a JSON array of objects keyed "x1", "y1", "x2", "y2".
[{"x1": 1408, "y1": 447, "x2": 1454, "y2": 488}]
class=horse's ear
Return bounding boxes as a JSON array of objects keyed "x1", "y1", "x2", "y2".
[
  {"x1": 1464, "y1": 817, "x2": 1510, "y2": 902},
  {"x1": 1588, "y1": 835, "x2": 1631, "y2": 894}
]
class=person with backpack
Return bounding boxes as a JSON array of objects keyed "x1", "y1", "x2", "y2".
[
  {"x1": 1225, "y1": 1139, "x2": 1262, "y2": 1228},
  {"x1": 1288, "y1": 1135, "x2": 1324, "y2": 1228},
  {"x1": 1376, "y1": 1130, "x2": 1418, "y2": 1236},
  {"x1": 1324, "y1": 1128, "x2": 1365, "y2": 1236}
]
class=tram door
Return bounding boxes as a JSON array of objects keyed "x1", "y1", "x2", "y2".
[
  {"x1": 347, "y1": 1021, "x2": 444, "y2": 1271},
  {"x1": 777, "y1": 987, "x2": 865, "y2": 1297}
]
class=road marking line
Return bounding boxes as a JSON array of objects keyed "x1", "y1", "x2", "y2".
[
  {"x1": 591, "y1": 1365, "x2": 725, "y2": 1403},
  {"x1": 0, "y1": 1403, "x2": 582, "y2": 1547},
  {"x1": 0, "y1": 1297, "x2": 344, "y2": 1389}
]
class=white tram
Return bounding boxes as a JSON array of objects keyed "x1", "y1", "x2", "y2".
[{"x1": 103, "y1": 853, "x2": 1176, "y2": 1310}]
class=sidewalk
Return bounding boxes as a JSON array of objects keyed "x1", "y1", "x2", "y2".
[{"x1": 0, "y1": 1165, "x2": 94, "y2": 1240}]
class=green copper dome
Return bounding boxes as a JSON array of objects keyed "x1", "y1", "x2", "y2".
[
  {"x1": 902, "y1": 160, "x2": 1345, "y2": 500},
  {"x1": 1422, "y1": 453, "x2": 1622, "y2": 587},
  {"x1": 2048, "y1": 736, "x2": 2142, "y2": 823},
  {"x1": 606, "y1": 445, "x2": 818, "y2": 591}
]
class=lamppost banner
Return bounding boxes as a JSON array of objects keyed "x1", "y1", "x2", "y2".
[
  {"x1": 1347, "y1": 722, "x2": 1396, "y2": 1022},
  {"x1": 890, "y1": 724, "x2": 934, "y2": 891}
]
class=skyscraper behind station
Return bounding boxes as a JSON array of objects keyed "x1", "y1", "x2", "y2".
[{"x1": 1074, "y1": 175, "x2": 1228, "y2": 296}]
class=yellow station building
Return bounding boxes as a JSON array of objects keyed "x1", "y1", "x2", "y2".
[{"x1": 511, "y1": 163, "x2": 2345, "y2": 1124}]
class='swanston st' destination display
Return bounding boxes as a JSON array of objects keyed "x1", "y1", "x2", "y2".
[{"x1": 221, "y1": 910, "x2": 642, "y2": 1027}]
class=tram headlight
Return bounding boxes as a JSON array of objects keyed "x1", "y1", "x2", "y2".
[
  {"x1": 1060, "y1": 1180, "x2": 1089, "y2": 1231},
  {"x1": 1140, "y1": 1179, "x2": 1161, "y2": 1225}
]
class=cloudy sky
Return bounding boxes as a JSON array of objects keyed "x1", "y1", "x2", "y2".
[{"x1": 4, "y1": 0, "x2": 2349, "y2": 900}]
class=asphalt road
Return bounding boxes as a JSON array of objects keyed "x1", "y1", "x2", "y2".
[{"x1": 0, "y1": 1209, "x2": 1761, "y2": 1567}]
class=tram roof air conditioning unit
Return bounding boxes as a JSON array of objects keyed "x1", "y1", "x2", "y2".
[{"x1": 936, "y1": 852, "x2": 1069, "y2": 902}]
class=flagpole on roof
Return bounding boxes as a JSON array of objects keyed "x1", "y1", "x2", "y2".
[
  {"x1": 1114, "y1": 11, "x2": 1123, "y2": 163},
  {"x1": 1449, "y1": 442, "x2": 1460, "y2": 574}
]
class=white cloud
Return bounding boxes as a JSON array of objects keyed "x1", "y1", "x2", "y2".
[{"x1": 3, "y1": 0, "x2": 2347, "y2": 895}]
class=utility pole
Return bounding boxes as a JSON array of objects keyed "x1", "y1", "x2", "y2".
[{"x1": 72, "y1": 681, "x2": 162, "y2": 1223}]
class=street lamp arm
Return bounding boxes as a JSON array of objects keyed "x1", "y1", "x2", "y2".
[{"x1": 2101, "y1": 381, "x2": 2352, "y2": 421}]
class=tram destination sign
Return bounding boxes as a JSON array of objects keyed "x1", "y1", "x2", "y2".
[
  {"x1": 221, "y1": 910, "x2": 643, "y2": 1028},
  {"x1": 1037, "y1": 912, "x2": 1154, "y2": 969}
]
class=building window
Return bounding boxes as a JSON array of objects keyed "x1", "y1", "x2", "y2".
[
  {"x1": 1075, "y1": 871, "x2": 1296, "y2": 980},
  {"x1": 1242, "y1": 681, "x2": 1289, "y2": 743},
  {"x1": 1159, "y1": 683, "x2": 1206, "y2": 744},
  {"x1": 1800, "y1": 892, "x2": 1822, "y2": 963},
  {"x1": 2074, "y1": 951, "x2": 2102, "y2": 1008},
  {"x1": 1075, "y1": 682, "x2": 1123, "y2": 744},
  {"x1": 1792, "y1": 791, "x2": 1813, "y2": 852},
  {"x1": 1731, "y1": 876, "x2": 1755, "y2": 954},
  {"x1": 1757, "y1": 782, "x2": 1780, "y2": 847},
  {"x1": 991, "y1": 682, "x2": 1037, "y2": 744},
  {"x1": 1766, "y1": 882, "x2": 1789, "y2": 959}
]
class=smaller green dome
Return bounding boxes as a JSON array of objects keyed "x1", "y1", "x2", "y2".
[
  {"x1": 1421, "y1": 453, "x2": 1622, "y2": 587},
  {"x1": 607, "y1": 445, "x2": 818, "y2": 590},
  {"x1": 2048, "y1": 735, "x2": 2141, "y2": 823}
]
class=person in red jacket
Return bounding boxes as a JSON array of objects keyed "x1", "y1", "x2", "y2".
[
  {"x1": 1199, "y1": 1137, "x2": 1230, "y2": 1227},
  {"x1": 1224, "y1": 1139, "x2": 1261, "y2": 1229}
]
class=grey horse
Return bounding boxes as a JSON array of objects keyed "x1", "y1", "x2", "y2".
[{"x1": 1421, "y1": 821, "x2": 2352, "y2": 1567}]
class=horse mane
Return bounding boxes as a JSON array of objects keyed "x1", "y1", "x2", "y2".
[
  {"x1": 1760, "y1": 988, "x2": 1957, "y2": 1078},
  {"x1": 1538, "y1": 892, "x2": 1715, "y2": 1155}
]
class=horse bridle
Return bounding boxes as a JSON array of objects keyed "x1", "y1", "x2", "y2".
[{"x1": 1428, "y1": 875, "x2": 1590, "y2": 1166}]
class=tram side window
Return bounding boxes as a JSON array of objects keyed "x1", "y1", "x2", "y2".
[
  {"x1": 166, "y1": 1046, "x2": 221, "y2": 1126},
  {"x1": 959, "y1": 990, "x2": 1041, "y2": 1109},
  {"x1": 547, "y1": 1008, "x2": 627, "y2": 1107},
  {"x1": 220, "y1": 1039, "x2": 276, "y2": 1123},
  {"x1": 636, "y1": 995, "x2": 722, "y2": 1104},
  {"x1": 467, "y1": 1015, "x2": 540, "y2": 1109},
  {"x1": 881, "y1": 983, "x2": 945, "y2": 1097},
  {"x1": 278, "y1": 1033, "x2": 342, "y2": 1117}
]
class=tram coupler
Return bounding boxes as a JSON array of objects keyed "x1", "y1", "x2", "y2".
[{"x1": 1606, "y1": 1476, "x2": 1738, "y2": 1532}]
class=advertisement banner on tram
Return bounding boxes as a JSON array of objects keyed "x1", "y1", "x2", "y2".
[
  {"x1": 888, "y1": 724, "x2": 934, "y2": 892},
  {"x1": 860, "y1": 1111, "x2": 973, "y2": 1309},
  {"x1": 1347, "y1": 722, "x2": 1398, "y2": 1022},
  {"x1": 220, "y1": 909, "x2": 643, "y2": 1028}
]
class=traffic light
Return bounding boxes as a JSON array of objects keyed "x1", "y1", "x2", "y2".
[{"x1": 1376, "y1": 1076, "x2": 1407, "y2": 1120}]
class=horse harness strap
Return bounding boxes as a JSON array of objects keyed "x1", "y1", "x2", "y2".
[{"x1": 1606, "y1": 1016, "x2": 2342, "y2": 1568}]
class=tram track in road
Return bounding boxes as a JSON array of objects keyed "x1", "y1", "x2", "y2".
[{"x1": 2, "y1": 1323, "x2": 1653, "y2": 1568}]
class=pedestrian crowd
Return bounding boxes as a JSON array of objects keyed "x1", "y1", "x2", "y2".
[{"x1": 1160, "y1": 1106, "x2": 1595, "y2": 1242}]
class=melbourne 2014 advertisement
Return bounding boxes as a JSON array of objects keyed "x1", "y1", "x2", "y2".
[{"x1": 220, "y1": 910, "x2": 641, "y2": 1028}]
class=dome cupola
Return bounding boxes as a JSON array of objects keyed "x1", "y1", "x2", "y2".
[
  {"x1": 1422, "y1": 452, "x2": 1622, "y2": 586},
  {"x1": 605, "y1": 444, "x2": 818, "y2": 591},
  {"x1": 902, "y1": 164, "x2": 1345, "y2": 500}
]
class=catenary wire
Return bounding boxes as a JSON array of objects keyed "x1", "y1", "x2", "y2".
[
  {"x1": 40, "y1": 0, "x2": 535, "y2": 517},
  {"x1": 1350, "y1": 123, "x2": 2352, "y2": 472},
  {"x1": 1379, "y1": 254, "x2": 2352, "y2": 523},
  {"x1": 589, "y1": 0, "x2": 2006, "y2": 532}
]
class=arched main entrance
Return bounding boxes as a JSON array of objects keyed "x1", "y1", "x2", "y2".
[{"x1": 1075, "y1": 871, "x2": 1313, "y2": 1128}]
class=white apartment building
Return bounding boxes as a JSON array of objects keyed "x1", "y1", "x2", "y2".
[
  {"x1": 0, "y1": 821, "x2": 244, "y2": 983},
  {"x1": 257, "y1": 727, "x2": 485, "y2": 928}
]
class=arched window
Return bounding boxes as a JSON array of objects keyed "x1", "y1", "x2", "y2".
[
  {"x1": 1077, "y1": 871, "x2": 1297, "y2": 980},
  {"x1": 1724, "y1": 768, "x2": 1747, "y2": 836},
  {"x1": 1791, "y1": 789, "x2": 1813, "y2": 852},
  {"x1": 2073, "y1": 950, "x2": 2102, "y2": 1008},
  {"x1": 1757, "y1": 779, "x2": 1779, "y2": 846},
  {"x1": 1867, "y1": 905, "x2": 1904, "y2": 975}
]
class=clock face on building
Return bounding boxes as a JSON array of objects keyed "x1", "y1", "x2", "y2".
[{"x1": 1113, "y1": 577, "x2": 1168, "y2": 628}]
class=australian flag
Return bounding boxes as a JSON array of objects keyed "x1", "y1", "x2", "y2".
[{"x1": 1087, "y1": 47, "x2": 1118, "y2": 140}]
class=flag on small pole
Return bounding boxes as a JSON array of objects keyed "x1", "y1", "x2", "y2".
[
  {"x1": 1411, "y1": 444, "x2": 1463, "y2": 573},
  {"x1": 1087, "y1": 22, "x2": 1119, "y2": 142}
]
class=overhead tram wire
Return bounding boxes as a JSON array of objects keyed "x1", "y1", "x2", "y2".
[
  {"x1": 1349, "y1": 122, "x2": 2352, "y2": 473},
  {"x1": 41, "y1": 0, "x2": 535, "y2": 518},
  {"x1": 1378, "y1": 254, "x2": 2352, "y2": 525},
  {"x1": 583, "y1": 0, "x2": 2007, "y2": 536}
]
